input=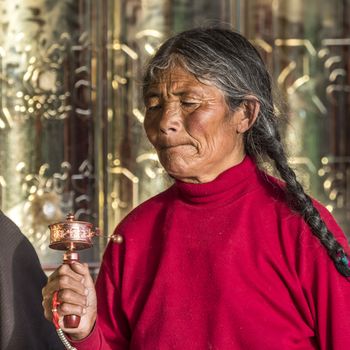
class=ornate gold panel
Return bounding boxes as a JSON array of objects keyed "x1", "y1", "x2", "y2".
[
  {"x1": 244, "y1": 0, "x2": 350, "y2": 234},
  {"x1": 0, "y1": 0, "x2": 96, "y2": 265}
]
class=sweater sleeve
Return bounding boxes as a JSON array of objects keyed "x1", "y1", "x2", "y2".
[
  {"x1": 70, "y1": 239, "x2": 130, "y2": 350},
  {"x1": 299, "y1": 203, "x2": 350, "y2": 350}
]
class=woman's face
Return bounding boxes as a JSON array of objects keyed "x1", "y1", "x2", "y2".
[{"x1": 144, "y1": 65, "x2": 247, "y2": 183}]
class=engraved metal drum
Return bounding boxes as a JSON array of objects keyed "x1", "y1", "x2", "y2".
[{"x1": 48, "y1": 213, "x2": 99, "y2": 251}]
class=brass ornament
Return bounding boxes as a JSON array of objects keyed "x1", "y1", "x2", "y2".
[{"x1": 111, "y1": 233, "x2": 124, "y2": 244}]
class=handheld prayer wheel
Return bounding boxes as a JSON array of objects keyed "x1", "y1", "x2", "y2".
[{"x1": 48, "y1": 213, "x2": 100, "y2": 328}]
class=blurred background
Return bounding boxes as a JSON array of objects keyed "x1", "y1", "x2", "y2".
[{"x1": 0, "y1": 0, "x2": 349, "y2": 271}]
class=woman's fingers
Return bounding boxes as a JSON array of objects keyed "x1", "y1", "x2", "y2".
[
  {"x1": 69, "y1": 262, "x2": 96, "y2": 307},
  {"x1": 57, "y1": 295, "x2": 87, "y2": 316},
  {"x1": 49, "y1": 263, "x2": 85, "y2": 284},
  {"x1": 42, "y1": 262, "x2": 97, "y2": 339},
  {"x1": 42, "y1": 263, "x2": 88, "y2": 320},
  {"x1": 70, "y1": 262, "x2": 93, "y2": 286},
  {"x1": 58, "y1": 288, "x2": 89, "y2": 307}
]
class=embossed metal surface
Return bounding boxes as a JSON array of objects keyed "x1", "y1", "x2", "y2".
[
  {"x1": 245, "y1": 0, "x2": 350, "y2": 234},
  {"x1": 49, "y1": 214, "x2": 97, "y2": 251}
]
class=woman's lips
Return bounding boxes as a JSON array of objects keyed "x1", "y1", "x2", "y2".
[{"x1": 159, "y1": 144, "x2": 191, "y2": 150}]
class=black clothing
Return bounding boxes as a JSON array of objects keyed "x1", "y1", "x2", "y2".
[{"x1": 0, "y1": 211, "x2": 62, "y2": 350}]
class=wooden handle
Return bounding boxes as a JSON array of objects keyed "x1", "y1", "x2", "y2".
[
  {"x1": 63, "y1": 251, "x2": 81, "y2": 328},
  {"x1": 63, "y1": 314, "x2": 81, "y2": 328}
]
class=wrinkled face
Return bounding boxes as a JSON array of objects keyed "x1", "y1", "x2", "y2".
[{"x1": 143, "y1": 66, "x2": 247, "y2": 183}]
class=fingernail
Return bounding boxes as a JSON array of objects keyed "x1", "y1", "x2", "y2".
[
  {"x1": 82, "y1": 308, "x2": 87, "y2": 314},
  {"x1": 84, "y1": 288, "x2": 89, "y2": 295}
]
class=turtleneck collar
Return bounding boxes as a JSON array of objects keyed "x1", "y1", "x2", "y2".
[{"x1": 174, "y1": 156, "x2": 260, "y2": 206}]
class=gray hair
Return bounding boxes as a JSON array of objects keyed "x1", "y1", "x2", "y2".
[{"x1": 142, "y1": 27, "x2": 277, "y2": 159}]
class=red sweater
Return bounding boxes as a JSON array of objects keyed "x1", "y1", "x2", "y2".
[{"x1": 72, "y1": 157, "x2": 350, "y2": 349}]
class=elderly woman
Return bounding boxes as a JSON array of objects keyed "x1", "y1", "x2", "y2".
[{"x1": 42, "y1": 28, "x2": 350, "y2": 349}]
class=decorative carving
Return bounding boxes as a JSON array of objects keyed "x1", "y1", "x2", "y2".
[
  {"x1": 319, "y1": 157, "x2": 350, "y2": 213},
  {"x1": 246, "y1": 0, "x2": 350, "y2": 235},
  {"x1": 0, "y1": 1, "x2": 96, "y2": 264}
]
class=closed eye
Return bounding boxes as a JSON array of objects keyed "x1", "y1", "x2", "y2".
[
  {"x1": 181, "y1": 101, "x2": 200, "y2": 107},
  {"x1": 147, "y1": 104, "x2": 162, "y2": 111}
]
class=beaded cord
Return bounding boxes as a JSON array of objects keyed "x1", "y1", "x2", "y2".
[{"x1": 52, "y1": 291, "x2": 77, "y2": 350}]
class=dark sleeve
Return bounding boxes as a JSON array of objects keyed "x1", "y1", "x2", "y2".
[{"x1": 0, "y1": 212, "x2": 63, "y2": 350}]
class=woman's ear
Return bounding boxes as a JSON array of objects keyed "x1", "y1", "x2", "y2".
[{"x1": 236, "y1": 98, "x2": 260, "y2": 133}]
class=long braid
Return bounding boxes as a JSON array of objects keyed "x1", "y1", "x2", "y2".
[{"x1": 246, "y1": 115, "x2": 350, "y2": 277}]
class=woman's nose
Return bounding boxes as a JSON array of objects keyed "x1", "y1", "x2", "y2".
[{"x1": 159, "y1": 105, "x2": 181, "y2": 134}]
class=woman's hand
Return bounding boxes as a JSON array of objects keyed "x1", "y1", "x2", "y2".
[{"x1": 42, "y1": 262, "x2": 97, "y2": 340}]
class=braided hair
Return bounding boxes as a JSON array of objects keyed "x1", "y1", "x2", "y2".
[{"x1": 143, "y1": 27, "x2": 350, "y2": 277}]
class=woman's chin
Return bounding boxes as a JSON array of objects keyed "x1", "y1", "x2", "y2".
[{"x1": 162, "y1": 164, "x2": 198, "y2": 183}]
